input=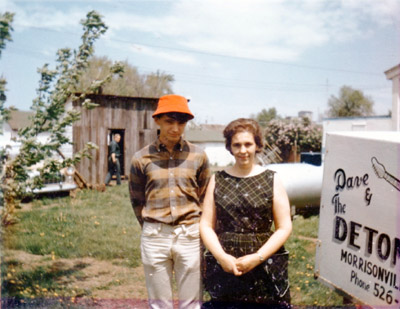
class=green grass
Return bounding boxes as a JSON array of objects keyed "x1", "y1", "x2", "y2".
[
  {"x1": 2, "y1": 259, "x2": 90, "y2": 300},
  {"x1": 4, "y1": 185, "x2": 141, "y2": 267},
  {"x1": 291, "y1": 214, "x2": 320, "y2": 239},
  {"x1": 2, "y1": 183, "x2": 350, "y2": 306}
]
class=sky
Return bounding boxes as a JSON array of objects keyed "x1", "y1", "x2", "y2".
[{"x1": 1, "y1": 0, "x2": 400, "y2": 125}]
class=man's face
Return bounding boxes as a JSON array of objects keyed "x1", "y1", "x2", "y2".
[
  {"x1": 115, "y1": 135, "x2": 121, "y2": 143},
  {"x1": 155, "y1": 114, "x2": 187, "y2": 145}
]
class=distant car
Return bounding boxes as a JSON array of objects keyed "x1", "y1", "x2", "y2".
[{"x1": 27, "y1": 165, "x2": 77, "y2": 194}]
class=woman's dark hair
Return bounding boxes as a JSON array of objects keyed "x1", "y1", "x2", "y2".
[{"x1": 223, "y1": 118, "x2": 264, "y2": 154}]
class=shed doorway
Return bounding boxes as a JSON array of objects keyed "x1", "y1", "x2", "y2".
[{"x1": 107, "y1": 129, "x2": 125, "y2": 178}]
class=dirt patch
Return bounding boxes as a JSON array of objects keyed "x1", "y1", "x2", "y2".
[
  {"x1": 294, "y1": 235, "x2": 318, "y2": 255},
  {"x1": 3, "y1": 249, "x2": 148, "y2": 306}
]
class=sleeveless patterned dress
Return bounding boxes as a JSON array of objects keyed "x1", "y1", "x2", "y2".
[{"x1": 203, "y1": 169, "x2": 290, "y2": 307}]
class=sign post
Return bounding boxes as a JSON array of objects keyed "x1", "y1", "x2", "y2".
[{"x1": 315, "y1": 132, "x2": 400, "y2": 306}]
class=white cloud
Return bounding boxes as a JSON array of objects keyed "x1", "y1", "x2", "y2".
[
  {"x1": 105, "y1": 0, "x2": 399, "y2": 62},
  {"x1": 340, "y1": 0, "x2": 400, "y2": 26},
  {"x1": 1, "y1": 0, "x2": 16, "y2": 12},
  {"x1": 17, "y1": 9, "x2": 82, "y2": 30},
  {"x1": 127, "y1": 44, "x2": 198, "y2": 65},
  {"x1": 3, "y1": 1, "x2": 85, "y2": 31},
  {"x1": 4, "y1": 0, "x2": 399, "y2": 63}
]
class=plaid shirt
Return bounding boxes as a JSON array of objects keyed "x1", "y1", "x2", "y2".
[{"x1": 129, "y1": 138, "x2": 211, "y2": 225}]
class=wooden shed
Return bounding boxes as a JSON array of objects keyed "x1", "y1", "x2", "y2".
[{"x1": 70, "y1": 94, "x2": 158, "y2": 185}]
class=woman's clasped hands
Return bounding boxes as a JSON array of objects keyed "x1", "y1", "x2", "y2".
[{"x1": 218, "y1": 252, "x2": 261, "y2": 276}]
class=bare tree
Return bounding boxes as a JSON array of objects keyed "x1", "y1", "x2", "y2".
[
  {"x1": 75, "y1": 56, "x2": 174, "y2": 97},
  {"x1": 144, "y1": 70, "x2": 174, "y2": 97}
]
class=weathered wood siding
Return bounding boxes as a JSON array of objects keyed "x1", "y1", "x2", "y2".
[{"x1": 72, "y1": 94, "x2": 158, "y2": 184}]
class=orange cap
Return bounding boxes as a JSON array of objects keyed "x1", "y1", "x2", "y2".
[{"x1": 152, "y1": 94, "x2": 194, "y2": 119}]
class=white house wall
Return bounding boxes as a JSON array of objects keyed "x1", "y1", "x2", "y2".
[
  {"x1": 391, "y1": 78, "x2": 400, "y2": 130},
  {"x1": 385, "y1": 64, "x2": 400, "y2": 131},
  {"x1": 322, "y1": 116, "x2": 392, "y2": 152},
  {"x1": 0, "y1": 122, "x2": 20, "y2": 158},
  {"x1": 197, "y1": 142, "x2": 234, "y2": 167},
  {"x1": 1, "y1": 119, "x2": 73, "y2": 160}
]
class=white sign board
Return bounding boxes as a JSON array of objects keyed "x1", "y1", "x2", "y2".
[{"x1": 315, "y1": 132, "x2": 400, "y2": 306}]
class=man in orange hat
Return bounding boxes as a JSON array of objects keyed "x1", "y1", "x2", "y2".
[{"x1": 129, "y1": 94, "x2": 211, "y2": 309}]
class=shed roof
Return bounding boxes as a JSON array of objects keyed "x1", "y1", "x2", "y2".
[
  {"x1": 185, "y1": 129, "x2": 224, "y2": 143},
  {"x1": 7, "y1": 110, "x2": 33, "y2": 130}
]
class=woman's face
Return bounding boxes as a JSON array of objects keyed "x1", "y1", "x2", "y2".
[{"x1": 230, "y1": 130, "x2": 258, "y2": 167}]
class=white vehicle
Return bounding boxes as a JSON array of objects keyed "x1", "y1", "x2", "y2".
[
  {"x1": 266, "y1": 162, "x2": 323, "y2": 216},
  {"x1": 27, "y1": 165, "x2": 77, "y2": 194}
]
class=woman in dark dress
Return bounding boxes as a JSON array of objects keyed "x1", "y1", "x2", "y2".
[{"x1": 200, "y1": 118, "x2": 292, "y2": 308}]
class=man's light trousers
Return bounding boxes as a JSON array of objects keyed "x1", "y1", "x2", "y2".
[{"x1": 141, "y1": 222, "x2": 202, "y2": 309}]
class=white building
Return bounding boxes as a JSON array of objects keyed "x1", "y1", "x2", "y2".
[
  {"x1": 1, "y1": 110, "x2": 32, "y2": 158},
  {"x1": 1, "y1": 109, "x2": 73, "y2": 160},
  {"x1": 184, "y1": 128, "x2": 234, "y2": 167},
  {"x1": 385, "y1": 64, "x2": 400, "y2": 131},
  {"x1": 322, "y1": 63, "x2": 400, "y2": 152}
]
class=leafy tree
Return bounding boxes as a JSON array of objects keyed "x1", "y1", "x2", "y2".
[
  {"x1": 1, "y1": 11, "x2": 123, "y2": 225},
  {"x1": 0, "y1": 12, "x2": 14, "y2": 55},
  {"x1": 327, "y1": 86, "x2": 374, "y2": 117},
  {"x1": 0, "y1": 12, "x2": 14, "y2": 211},
  {"x1": 252, "y1": 107, "x2": 280, "y2": 127},
  {"x1": 0, "y1": 12, "x2": 15, "y2": 133},
  {"x1": 264, "y1": 117, "x2": 322, "y2": 162},
  {"x1": 74, "y1": 56, "x2": 174, "y2": 97}
]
